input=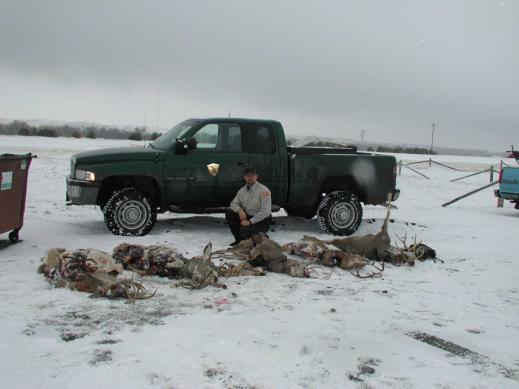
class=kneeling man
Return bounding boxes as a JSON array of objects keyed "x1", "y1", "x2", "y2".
[{"x1": 226, "y1": 167, "x2": 271, "y2": 246}]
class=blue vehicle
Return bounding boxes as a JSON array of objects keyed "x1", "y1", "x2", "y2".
[{"x1": 495, "y1": 147, "x2": 519, "y2": 209}]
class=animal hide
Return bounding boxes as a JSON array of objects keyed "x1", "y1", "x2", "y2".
[
  {"x1": 323, "y1": 194, "x2": 393, "y2": 259},
  {"x1": 384, "y1": 247, "x2": 416, "y2": 266},
  {"x1": 303, "y1": 197, "x2": 393, "y2": 260},
  {"x1": 408, "y1": 243, "x2": 437, "y2": 261},
  {"x1": 333, "y1": 252, "x2": 370, "y2": 270},
  {"x1": 175, "y1": 243, "x2": 226, "y2": 289},
  {"x1": 282, "y1": 239, "x2": 328, "y2": 259},
  {"x1": 113, "y1": 242, "x2": 225, "y2": 289},
  {"x1": 38, "y1": 248, "x2": 153, "y2": 300},
  {"x1": 283, "y1": 237, "x2": 342, "y2": 267},
  {"x1": 228, "y1": 238, "x2": 256, "y2": 258},
  {"x1": 249, "y1": 233, "x2": 309, "y2": 278},
  {"x1": 113, "y1": 243, "x2": 186, "y2": 277},
  {"x1": 40, "y1": 248, "x2": 123, "y2": 284},
  {"x1": 217, "y1": 262, "x2": 266, "y2": 277}
]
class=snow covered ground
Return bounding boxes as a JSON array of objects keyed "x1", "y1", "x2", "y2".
[{"x1": 1, "y1": 135, "x2": 518, "y2": 388}]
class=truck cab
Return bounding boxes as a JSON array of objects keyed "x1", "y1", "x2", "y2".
[{"x1": 159, "y1": 118, "x2": 289, "y2": 210}]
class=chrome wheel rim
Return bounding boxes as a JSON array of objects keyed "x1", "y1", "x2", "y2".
[
  {"x1": 117, "y1": 200, "x2": 147, "y2": 230},
  {"x1": 329, "y1": 202, "x2": 355, "y2": 229}
]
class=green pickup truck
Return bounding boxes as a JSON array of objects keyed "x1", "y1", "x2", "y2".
[{"x1": 66, "y1": 118, "x2": 399, "y2": 236}]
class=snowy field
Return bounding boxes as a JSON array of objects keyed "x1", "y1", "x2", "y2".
[{"x1": 1, "y1": 135, "x2": 518, "y2": 389}]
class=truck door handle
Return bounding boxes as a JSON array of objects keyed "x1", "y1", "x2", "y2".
[{"x1": 236, "y1": 161, "x2": 247, "y2": 167}]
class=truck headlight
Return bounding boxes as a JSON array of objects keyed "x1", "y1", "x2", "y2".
[{"x1": 75, "y1": 169, "x2": 96, "y2": 181}]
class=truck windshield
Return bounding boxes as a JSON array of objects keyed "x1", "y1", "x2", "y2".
[{"x1": 149, "y1": 119, "x2": 200, "y2": 150}]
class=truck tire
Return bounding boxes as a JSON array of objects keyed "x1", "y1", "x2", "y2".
[
  {"x1": 317, "y1": 191, "x2": 362, "y2": 236},
  {"x1": 103, "y1": 187, "x2": 157, "y2": 236}
]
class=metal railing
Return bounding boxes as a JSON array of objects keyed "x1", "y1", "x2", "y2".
[
  {"x1": 398, "y1": 158, "x2": 502, "y2": 184},
  {"x1": 397, "y1": 158, "x2": 508, "y2": 207}
]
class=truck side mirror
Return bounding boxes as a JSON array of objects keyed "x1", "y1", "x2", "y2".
[{"x1": 175, "y1": 138, "x2": 197, "y2": 154}]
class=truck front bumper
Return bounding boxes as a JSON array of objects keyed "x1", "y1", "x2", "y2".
[
  {"x1": 66, "y1": 175, "x2": 100, "y2": 205},
  {"x1": 392, "y1": 188, "x2": 400, "y2": 202}
]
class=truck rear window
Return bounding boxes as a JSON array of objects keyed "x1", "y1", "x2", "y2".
[{"x1": 245, "y1": 124, "x2": 276, "y2": 154}]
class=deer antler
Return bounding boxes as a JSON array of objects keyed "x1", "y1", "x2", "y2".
[
  {"x1": 396, "y1": 232, "x2": 409, "y2": 251},
  {"x1": 350, "y1": 259, "x2": 384, "y2": 279}
]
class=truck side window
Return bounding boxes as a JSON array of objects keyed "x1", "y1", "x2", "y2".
[
  {"x1": 246, "y1": 124, "x2": 276, "y2": 154},
  {"x1": 194, "y1": 123, "x2": 242, "y2": 152},
  {"x1": 194, "y1": 124, "x2": 218, "y2": 148}
]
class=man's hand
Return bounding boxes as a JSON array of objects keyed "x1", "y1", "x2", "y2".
[
  {"x1": 240, "y1": 219, "x2": 251, "y2": 227},
  {"x1": 238, "y1": 209, "x2": 247, "y2": 221}
]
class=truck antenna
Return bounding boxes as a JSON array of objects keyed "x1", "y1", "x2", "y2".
[{"x1": 156, "y1": 84, "x2": 160, "y2": 132}]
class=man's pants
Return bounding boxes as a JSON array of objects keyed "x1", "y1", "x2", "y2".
[{"x1": 225, "y1": 209, "x2": 270, "y2": 241}]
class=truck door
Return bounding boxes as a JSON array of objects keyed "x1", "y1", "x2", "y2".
[
  {"x1": 181, "y1": 122, "x2": 248, "y2": 207},
  {"x1": 244, "y1": 123, "x2": 284, "y2": 206}
]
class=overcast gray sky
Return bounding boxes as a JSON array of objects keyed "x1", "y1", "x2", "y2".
[{"x1": 0, "y1": 0, "x2": 517, "y2": 150}]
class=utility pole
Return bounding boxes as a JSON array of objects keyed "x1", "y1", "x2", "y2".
[
  {"x1": 430, "y1": 123, "x2": 436, "y2": 154},
  {"x1": 360, "y1": 129, "x2": 366, "y2": 143}
]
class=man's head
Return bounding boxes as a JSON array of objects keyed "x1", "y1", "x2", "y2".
[{"x1": 243, "y1": 167, "x2": 258, "y2": 186}]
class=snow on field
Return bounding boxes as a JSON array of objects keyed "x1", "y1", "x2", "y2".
[{"x1": 1, "y1": 135, "x2": 518, "y2": 388}]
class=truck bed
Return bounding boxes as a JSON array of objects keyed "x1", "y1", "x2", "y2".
[{"x1": 286, "y1": 148, "x2": 397, "y2": 207}]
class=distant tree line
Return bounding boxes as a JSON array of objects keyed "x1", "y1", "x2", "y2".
[
  {"x1": 368, "y1": 145, "x2": 436, "y2": 155},
  {"x1": 0, "y1": 120, "x2": 162, "y2": 141}
]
